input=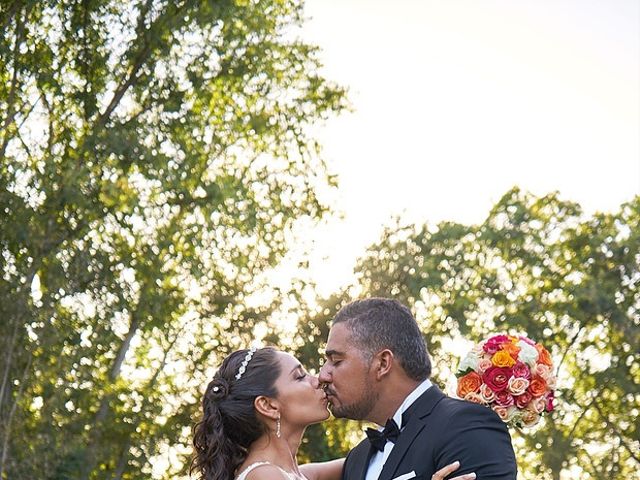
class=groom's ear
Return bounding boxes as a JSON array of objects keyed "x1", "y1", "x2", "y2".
[
  {"x1": 373, "y1": 349, "x2": 394, "y2": 380},
  {"x1": 254, "y1": 395, "x2": 280, "y2": 420}
]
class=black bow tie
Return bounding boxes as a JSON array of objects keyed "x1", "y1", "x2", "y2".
[{"x1": 365, "y1": 418, "x2": 401, "y2": 452}]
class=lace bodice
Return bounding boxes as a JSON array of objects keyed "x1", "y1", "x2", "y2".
[{"x1": 234, "y1": 461, "x2": 297, "y2": 480}]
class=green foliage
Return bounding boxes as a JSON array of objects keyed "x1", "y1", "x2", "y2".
[
  {"x1": 350, "y1": 188, "x2": 639, "y2": 479},
  {"x1": 0, "y1": 1, "x2": 346, "y2": 479}
]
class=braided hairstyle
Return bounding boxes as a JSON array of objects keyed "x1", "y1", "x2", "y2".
[{"x1": 191, "y1": 347, "x2": 281, "y2": 480}]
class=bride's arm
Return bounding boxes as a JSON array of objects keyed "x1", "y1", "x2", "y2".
[{"x1": 299, "y1": 458, "x2": 344, "y2": 480}]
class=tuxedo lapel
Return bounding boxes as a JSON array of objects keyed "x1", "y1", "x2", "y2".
[
  {"x1": 377, "y1": 385, "x2": 447, "y2": 480},
  {"x1": 377, "y1": 416, "x2": 425, "y2": 480}
]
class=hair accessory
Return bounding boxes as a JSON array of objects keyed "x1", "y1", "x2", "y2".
[
  {"x1": 276, "y1": 414, "x2": 281, "y2": 438},
  {"x1": 235, "y1": 346, "x2": 257, "y2": 380},
  {"x1": 213, "y1": 386, "x2": 220, "y2": 393}
]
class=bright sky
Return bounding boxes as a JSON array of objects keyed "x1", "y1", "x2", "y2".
[{"x1": 280, "y1": 0, "x2": 640, "y2": 297}]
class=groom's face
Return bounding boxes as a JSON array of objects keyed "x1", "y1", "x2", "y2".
[{"x1": 319, "y1": 322, "x2": 378, "y2": 421}]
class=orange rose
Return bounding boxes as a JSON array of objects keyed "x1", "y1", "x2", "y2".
[
  {"x1": 527, "y1": 375, "x2": 548, "y2": 397},
  {"x1": 492, "y1": 350, "x2": 516, "y2": 368},
  {"x1": 457, "y1": 371, "x2": 482, "y2": 398},
  {"x1": 502, "y1": 342, "x2": 521, "y2": 360},
  {"x1": 536, "y1": 344, "x2": 553, "y2": 366}
]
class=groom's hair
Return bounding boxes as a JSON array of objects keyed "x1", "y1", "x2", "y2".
[{"x1": 333, "y1": 297, "x2": 431, "y2": 381}]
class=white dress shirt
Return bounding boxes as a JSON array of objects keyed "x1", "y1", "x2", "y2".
[{"x1": 365, "y1": 379, "x2": 433, "y2": 480}]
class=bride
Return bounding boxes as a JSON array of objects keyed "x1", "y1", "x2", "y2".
[{"x1": 192, "y1": 347, "x2": 475, "y2": 480}]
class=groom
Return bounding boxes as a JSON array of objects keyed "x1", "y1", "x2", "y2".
[{"x1": 319, "y1": 297, "x2": 517, "y2": 480}]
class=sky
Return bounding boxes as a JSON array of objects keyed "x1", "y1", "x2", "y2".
[{"x1": 279, "y1": 0, "x2": 640, "y2": 296}]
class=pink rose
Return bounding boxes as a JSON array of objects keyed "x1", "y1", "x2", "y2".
[
  {"x1": 480, "y1": 383, "x2": 496, "y2": 403},
  {"x1": 493, "y1": 405, "x2": 517, "y2": 422},
  {"x1": 507, "y1": 377, "x2": 530, "y2": 396},
  {"x1": 518, "y1": 336, "x2": 536, "y2": 346},
  {"x1": 545, "y1": 391, "x2": 555, "y2": 412},
  {"x1": 546, "y1": 376, "x2": 557, "y2": 389},
  {"x1": 482, "y1": 366, "x2": 512, "y2": 392},
  {"x1": 533, "y1": 365, "x2": 556, "y2": 388},
  {"x1": 478, "y1": 358, "x2": 493, "y2": 373},
  {"x1": 534, "y1": 363, "x2": 551, "y2": 378},
  {"x1": 520, "y1": 409, "x2": 540, "y2": 427},
  {"x1": 512, "y1": 361, "x2": 532, "y2": 380},
  {"x1": 514, "y1": 391, "x2": 533, "y2": 409},
  {"x1": 483, "y1": 335, "x2": 511, "y2": 354},
  {"x1": 464, "y1": 392, "x2": 485, "y2": 405},
  {"x1": 530, "y1": 396, "x2": 546, "y2": 413},
  {"x1": 494, "y1": 391, "x2": 515, "y2": 407}
]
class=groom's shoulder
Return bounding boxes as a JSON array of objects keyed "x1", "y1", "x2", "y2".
[
  {"x1": 342, "y1": 436, "x2": 372, "y2": 470},
  {"x1": 434, "y1": 393, "x2": 504, "y2": 423},
  {"x1": 348, "y1": 436, "x2": 372, "y2": 456}
]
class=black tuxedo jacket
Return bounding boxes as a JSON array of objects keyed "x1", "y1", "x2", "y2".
[{"x1": 342, "y1": 385, "x2": 517, "y2": 480}]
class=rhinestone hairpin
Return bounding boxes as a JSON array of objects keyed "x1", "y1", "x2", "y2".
[
  {"x1": 235, "y1": 347, "x2": 257, "y2": 380},
  {"x1": 213, "y1": 386, "x2": 220, "y2": 392}
]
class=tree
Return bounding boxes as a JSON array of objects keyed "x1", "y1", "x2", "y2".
[
  {"x1": 0, "y1": 1, "x2": 346, "y2": 478},
  {"x1": 351, "y1": 188, "x2": 639, "y2": 479}
]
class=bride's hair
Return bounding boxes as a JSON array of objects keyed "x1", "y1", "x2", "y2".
[{"x1": 191, "y1": 347, "x2": 281, "y2": 480}]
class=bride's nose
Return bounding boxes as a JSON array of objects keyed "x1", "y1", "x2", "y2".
[{"x1": 310, "y1": 375, "x2": 321, "y2": 388}]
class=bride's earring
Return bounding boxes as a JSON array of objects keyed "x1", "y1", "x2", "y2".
[{"x1": 276, "y1": 414, "x2": 281, "y2": 438}]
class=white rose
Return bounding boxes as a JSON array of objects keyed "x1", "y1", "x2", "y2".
[
  {"x1": 458, "y1": 352, "x2": 479, "y2": 373},
  {"x1": 517, "y1": 340, "x2": 539, "y2": 367}
]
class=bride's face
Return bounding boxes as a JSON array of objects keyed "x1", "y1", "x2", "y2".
[{"x1": 273, "y1": 352, "x2": 330, "y2": 428}]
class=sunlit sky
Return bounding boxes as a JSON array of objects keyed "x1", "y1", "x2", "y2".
[{"x1": 277, "y1": 0, "x2": 640, "y2": 296}]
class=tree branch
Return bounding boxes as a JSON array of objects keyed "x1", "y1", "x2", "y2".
[
  {"x1": 0, "y1": 7, "x2": 24, "y2": 160},
  {"x1": 592, "y1": 398, "x2": 640, "y2": 464}
]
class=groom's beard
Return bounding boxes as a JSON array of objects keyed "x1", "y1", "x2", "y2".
[{"x1": 328, "y1": 383, "x2": 378, "y2": 420}]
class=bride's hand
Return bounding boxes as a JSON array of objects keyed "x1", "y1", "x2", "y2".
[{"x1": 431, "y1": 460, "x2": 476, "y2": 480}]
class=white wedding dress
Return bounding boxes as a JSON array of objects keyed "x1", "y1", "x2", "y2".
[{"x1": 235, "y1": 461, "x2": 298, "y2": 480}]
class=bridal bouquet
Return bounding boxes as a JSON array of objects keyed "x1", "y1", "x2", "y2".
[{"x1": 456, "y1": 334, "x2": 556, "y2": 427}]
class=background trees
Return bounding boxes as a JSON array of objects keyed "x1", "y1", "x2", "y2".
[
  {"x1": 0, "y1": 1, "x2": 345, "y2": 478},
  {"x1": 350, "y1": 188, "x2": 639, "y2": 479}
]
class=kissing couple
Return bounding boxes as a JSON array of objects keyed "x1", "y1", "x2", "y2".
[{"x1": 192, "y1": 297, "x2": 517, "y2": 480}]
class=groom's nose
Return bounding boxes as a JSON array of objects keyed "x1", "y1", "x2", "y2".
[{"x1": 318, "y1": 362, "x2": 331, "y2": 383}]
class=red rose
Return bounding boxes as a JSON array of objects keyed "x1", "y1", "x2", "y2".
[
  {"x1": 514, "y1": 391, "x2": 533, "y2": 409},
  {"x1": 545, "y1": 391, "x2": 555, "y2": 412},
  {"x1": 483, "y1": 335, "x2": 511, "y2": 354},
  {"x1": 483, "y1": 366, "x2": 512, "y2": 392}
]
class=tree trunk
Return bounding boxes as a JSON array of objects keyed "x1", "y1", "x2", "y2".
[
  {"x1": 0, "y1": 319, "x2": 20, "y2": 414},
  {"x1": 0, "y1": 353, "x2": 32, "y2": 478},
  {"x1": 112, "y1": 330, "x2": 180, "y2": 480},
  {"x1": 79, "y1": 314, "x2": 140, "y2": 480}
]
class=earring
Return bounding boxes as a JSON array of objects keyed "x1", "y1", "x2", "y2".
[{"x1": 276, "y1": 414, "x2": 281, "y2": 438}]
